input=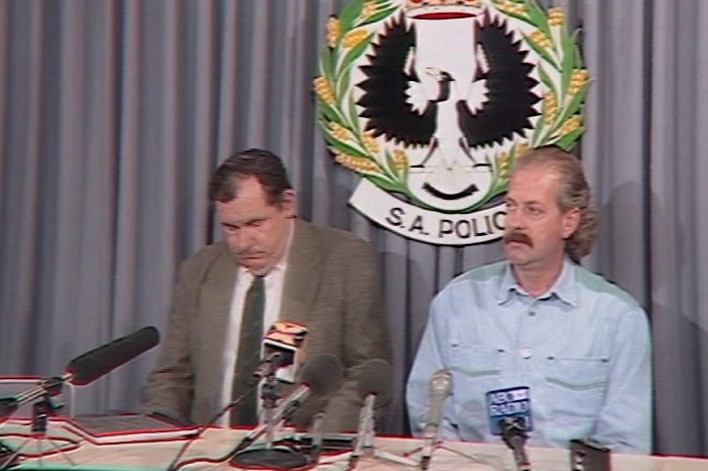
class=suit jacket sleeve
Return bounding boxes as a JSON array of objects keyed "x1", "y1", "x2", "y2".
[{"x1": 141, "y1": 251, "x2": 211, "y2": 424}]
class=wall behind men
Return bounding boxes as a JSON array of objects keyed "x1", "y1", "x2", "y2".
[{"x1": 0, "y1": 0, "x2": 707, "y2": 456}]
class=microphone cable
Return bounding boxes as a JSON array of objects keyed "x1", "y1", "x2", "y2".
[{"x1": 165, "y1": 384, "x2": 258, "y2": 471}]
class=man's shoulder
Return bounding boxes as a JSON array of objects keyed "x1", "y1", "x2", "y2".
[
  {"x1": 295, "y1": 219, "x2": 372, "y2": 251},
  {"x1": 573, "y1": 264, "x2": 642, "y2": 310},
  {"x1": 443, "y1": 260, "x2": 506, "y2": 292},
  {"x1": 453, "y1": 260, "x2": 506, "y2": 284},
  {"x1": 179, "y1": 242, "x2": 231, "y2": 272}
]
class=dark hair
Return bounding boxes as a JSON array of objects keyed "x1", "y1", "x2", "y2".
[
  {"x1": 512, "y1": 145, "x2": 599, "y2": 262},
  {"x1": 208, "y1": 148, "x2": 293, "y2": 206}
]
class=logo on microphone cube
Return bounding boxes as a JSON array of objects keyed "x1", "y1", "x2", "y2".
[
  {"x1": 485, "y1": 386, "x2": 532, "y2": 436},
  {"x1": 262, "y1": 321, "x2": 308, "y2": 384}
]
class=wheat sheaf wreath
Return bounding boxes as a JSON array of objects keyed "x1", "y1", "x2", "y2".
[{"x1": 314, "y1": 0, "x2": 589, "y2": 210}]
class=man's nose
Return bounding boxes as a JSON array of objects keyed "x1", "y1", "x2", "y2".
[
  {"x1": 504, "y1": 209, "x2": 523, "y2": 230},
  {"x1": 232, "y1": 229, "x2": 255, "y2": 250}
]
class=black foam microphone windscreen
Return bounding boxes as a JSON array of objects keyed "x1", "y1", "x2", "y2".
[
  {"x1": 299, "y1": 353, "x2": 343, "y2": 396},
  {"x1": 65, "y1": 326, "x2": 160, "y2": 385},
  {"x1": 356, "y1": 358, "x2": 392, "y2": 403}
]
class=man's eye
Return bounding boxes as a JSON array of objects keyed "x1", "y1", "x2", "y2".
[
  {"x1": 246, "y1": 220, "x2": 265, "y2": 228},
  {"x1": 527, "y1": 207, "x2": 542, "y2": 216}
]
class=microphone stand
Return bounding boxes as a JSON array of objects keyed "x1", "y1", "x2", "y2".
[
  {"x1": 405, "y1": 438, "x2": 498, "y2": 470},
  {"x1": 334, "y1": 395, "x2": 416, "y2": 470},
  {"x1": 261, "y1": 372, "x2": 279, "y2": 449},
  {"x1": 0, "y1": 394, "x2": 77, "y2": 471},
  {"x1": 230, "y1": 370, "x2": 310, "y2": 470},
  {"x1": 0, "y1": 442, "x2": 15, "y2": 470},
  {"x1": 305, "y1": 412, "x2": 326, "y2": 464},
  {"x1": 0, "y1": 376, "x2": 67, "y2": 421}
]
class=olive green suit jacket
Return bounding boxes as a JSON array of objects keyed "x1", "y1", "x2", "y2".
[{"x1": 143, "y1": 219, "x2": 391, "y2": 432}]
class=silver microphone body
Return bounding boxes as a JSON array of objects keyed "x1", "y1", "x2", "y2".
[
  {"x1": 350, "y1": 393, "x2": 376, "y2": 462},
  {"x1": 420, "y1": 369, "x2": 453, "y2": 470}
]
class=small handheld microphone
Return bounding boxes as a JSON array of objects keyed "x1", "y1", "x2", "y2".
[
  {"x1": 251, "y1": 351, "x2": 286, "y2": 385},
  {"x1": 500, "y1": 417, "x2": 531, "y2": 471},
  {"x1": 485, "y1": 386, "x2": 533, "y2": 471},
  {"x1": 258, "y1": 320, "x2": 308, "y2": 384},
  {"x1": 420, "y1": 369, "x2": 453, "y2": 471}
]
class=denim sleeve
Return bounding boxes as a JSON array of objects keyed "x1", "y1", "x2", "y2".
[
  {"x1": 406, "y1": 292, "x2": 459, "y2": 440},
  {"x1": 590, "y1": 305, "x2": 652, "y2": 453}
]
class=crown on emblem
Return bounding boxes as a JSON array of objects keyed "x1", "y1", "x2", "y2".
[{"x1": 404, "y1": 0, "x2": 483, "y2": 19}]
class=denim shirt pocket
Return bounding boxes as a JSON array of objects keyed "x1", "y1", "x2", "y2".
[
  {"x1": 544, "y1": 356, "x2": 609, "y2": 420},
  {"x1": 449, "y1": 344, "x2": 504, "y2": 438},
  {"x1": 450, "y1": 344, "x2": 504, "y2": 377}
]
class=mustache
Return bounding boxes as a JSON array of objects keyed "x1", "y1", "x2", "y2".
[{"x1": 503, "y1": 231, "x2": 533, "y2": 246}]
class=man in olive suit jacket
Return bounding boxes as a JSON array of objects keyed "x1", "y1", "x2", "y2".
[{"x1": 143, "y1": 149, "x2": 391, "y2": 432}]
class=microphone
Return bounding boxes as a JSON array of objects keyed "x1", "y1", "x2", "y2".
[
  {"x1": 500, "y1": 417, "x2": 531, "y2": 471},
  {"x1": 251, "y1": 351, "x2": 286, "y2": 385},
  {"x1": 65, "y1": 326, "x2": 160, "y2": 385},
  {"x1": 0, "y1": 327, "x2": 160, "y2": 420},
  {"x1": 168, "y1": 325, "x2": 310, "y2": 471},
  {"x1": 232, "y1": 353, "x2": 343, "y2": 456},
  {"x1": 347, "y1": 359, "x2": 392, "y2": 470},
  {"x1": 485, "y1": 386, "x2": 533, "y2": 471},
  {"x1": 356, "y1": 358, "x2": 393, "y2": 404},
  {"x1": 336, "y1": 359, "x2": 415, "y2": 468},
  {"x1": 419, "y1": 369, "x2": 453, "y2": 471},
  {"x1": 253, "y1": 321, "x2": 308, "y2": 445},
  {"x1": 257, "y1": 320, "x2": 308, "y2": 384}
]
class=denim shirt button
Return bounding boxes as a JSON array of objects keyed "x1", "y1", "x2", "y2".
[{"x1": 519, "y1": 347, "x2": 533, "y2": 359}]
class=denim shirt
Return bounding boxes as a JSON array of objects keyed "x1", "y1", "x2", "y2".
[{"x1": 406, "y1": 259, "x2": 652, "y2": 454}]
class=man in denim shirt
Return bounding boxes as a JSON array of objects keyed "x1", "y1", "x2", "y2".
[{"x1": 406, "y1": 146, "x2": 651, "y2": 453}]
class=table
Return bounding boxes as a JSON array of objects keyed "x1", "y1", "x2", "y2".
[{"x1": 1, "y1": 418, "x2": 707, "y2": 471}]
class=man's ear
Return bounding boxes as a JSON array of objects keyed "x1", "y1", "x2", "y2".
[
  {"x1": 562, "y1": 207, "x2": 580, "y2": 239},
  {"x1": 279, "y1": 189, "x2": 297, "y2": 217}
]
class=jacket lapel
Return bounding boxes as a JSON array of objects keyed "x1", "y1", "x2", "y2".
[
  {"x1": 281, "y1": 219, "x2": 321, "y2": 325},
  {"x1": 200, "y1": 246, "x2": 238, "y2": 379}
]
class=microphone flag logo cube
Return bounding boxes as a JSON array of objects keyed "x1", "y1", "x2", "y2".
[
  {"x1": 485, "y1": 386, "x2": 532, "y2": 436},
  {"x1": 262, "y1": 320, "x2": 308, "y2": 384}
]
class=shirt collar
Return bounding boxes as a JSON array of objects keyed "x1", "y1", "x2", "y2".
[
  {"x1": 238, "y1": 254, "x2": 288, "y2": 285},
  {"x1": 497, "y1": 257, "x2": 578, "y2": 307}
]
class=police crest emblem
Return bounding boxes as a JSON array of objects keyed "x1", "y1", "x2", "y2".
[{"x1": 315, "y1": 0, "x2": 589, "y2": 245}]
